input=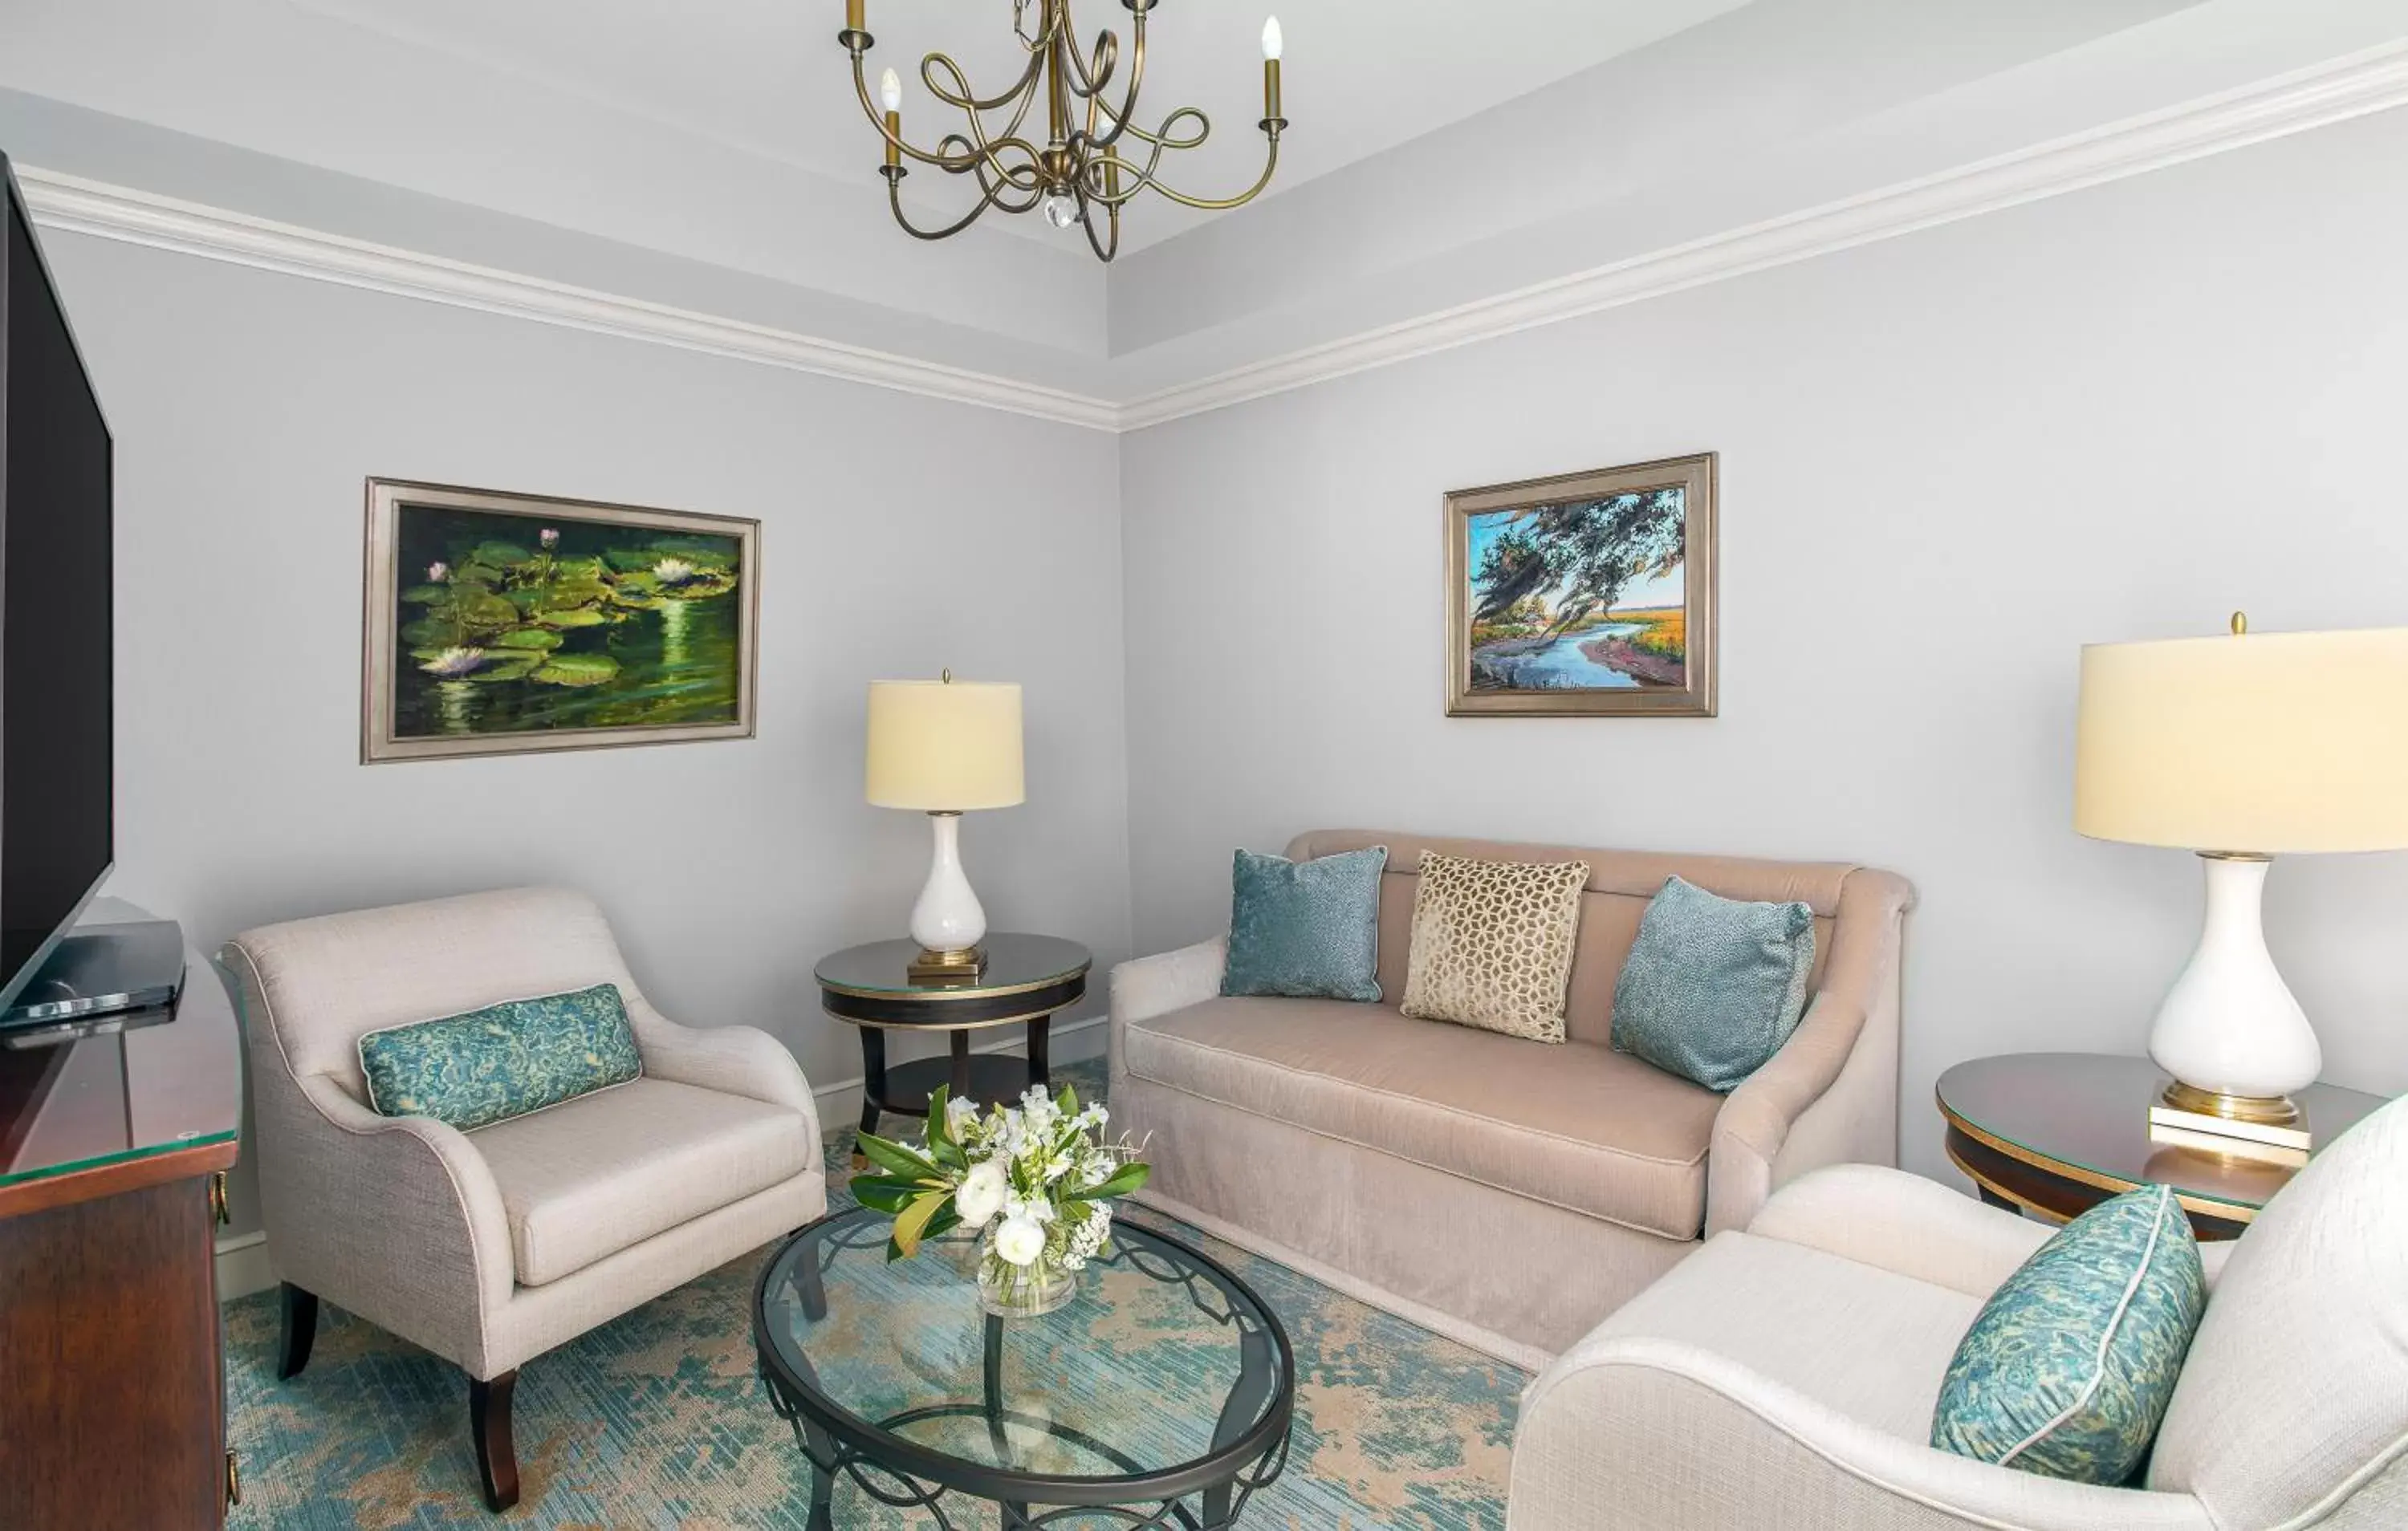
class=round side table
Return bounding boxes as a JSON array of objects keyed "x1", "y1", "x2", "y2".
[
  {"x1": 1936, "y1": 1052, "x2": 2388, "y2": 1240},
  {"x1": 816, "y1": 934, "x2": 1091, "y2": 1160}
]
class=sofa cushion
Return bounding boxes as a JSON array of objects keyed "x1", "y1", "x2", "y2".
[
  {"x1": 1222, "y1": 845, "x2": 1389, "y2": 1001},
  {"x1": 1612, "y1": 877, "x2": 1816, "y2": 1092},
  {"x1": 1399, "y1": 851, "x2": 1592, "y2": 1042},
  {"x1": 357, "y1": 982, "x2": 643, "y2": 1131},
  {"x1": 474, "y1": 1077, "x2": 814, "y2": 1285},
  {"x1": 1123, "y1": 995, "x2": 1721, "y2": 1238}
]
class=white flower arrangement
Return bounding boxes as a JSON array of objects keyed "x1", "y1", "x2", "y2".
[{"x1": 851, "y1": 1083, "x2": 1150, "y2": 1311}]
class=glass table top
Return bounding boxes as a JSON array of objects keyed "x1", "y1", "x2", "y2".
[
  {"x1": 1936, "y1": 1052, "x2": 2390, "y2": 1213},
  {"x1": 755, "y1": 1206, "x2": 1290, "y2": 1488},
  {"x1": 0, "y1": 902, "x2": 241, "y2": 1193},
  {"x1": 813, "y1": 934, "x2": 1091, "y2": 1000}
]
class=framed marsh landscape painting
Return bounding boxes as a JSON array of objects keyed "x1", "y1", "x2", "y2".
[
  {"x1": 1445, "y1": 453, "x2": 1717, "y2": 717},
  {"x1": 363, "y1": 479, "x2": 759, "y2": 762}
]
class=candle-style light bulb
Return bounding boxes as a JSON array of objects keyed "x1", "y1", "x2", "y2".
[
  {"x1": 879, "y1": 67, "x2": 904, "y2": 113},
  {"x1": 1261, "y1": 16, "x2": 1283, "y2": 60}
]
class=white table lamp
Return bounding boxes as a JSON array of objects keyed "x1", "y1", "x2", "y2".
[
  {"x1": 865, "y1": 672, "x2": 1024, "y2": 980},
  {"x1": 2075, "y1": 616, "x2": 2408, "y2": 1135}
]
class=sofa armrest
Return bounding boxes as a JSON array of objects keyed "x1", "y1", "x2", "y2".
[
  {"x1": 1706, "y1": 868, "x2": 1912, "y2": 1235},
  {"x1": 1109, "y1": 937, "x2": 1228, "y2": 1027},
  {"x1": 1509, "y1": 1334, "x2": 2215, "y2": 1531},
  {"x1": 626, "y1": 997, "x2": 822, "y2": 1143},
  {"x1": 283, "y1": 1071, "x2": 519, "y2": 1375}
]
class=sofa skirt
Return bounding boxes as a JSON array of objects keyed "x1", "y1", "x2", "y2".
[{"x1": 1119, "y1": 1075, "x2": 1694, "y2": 1368}]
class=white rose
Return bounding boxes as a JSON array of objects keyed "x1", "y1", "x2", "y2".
[
  {"x1": 992, "y1": 1213, "x2": 1046, "y2": 1267},
  {"x1": 954, "y1": 1160, "x2": 1009, "y2": 1228}
]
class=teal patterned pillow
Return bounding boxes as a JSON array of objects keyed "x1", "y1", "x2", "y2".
[
  {"x1": 1933, "y1": 1184, "x2": 2206, "y2": 1484},
  {"x1": 1610, "y1": 876, "x2": 1815, "y2": 1091},
  {"x1": 358, "y1": 983, "x2": 643, "y2": 1131},
  {"x1": 1222, "y1": 846, "x2": 1389, "y2": 1002}
]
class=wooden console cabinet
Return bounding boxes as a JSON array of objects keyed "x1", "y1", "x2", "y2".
[{"x1": 0, "y1": 905, "x2": 242, "y2": 1529}]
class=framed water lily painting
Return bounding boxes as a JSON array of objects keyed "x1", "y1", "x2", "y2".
[
  {"x1": 1444, "y1": 453, "x2": 1717, "y2": 717},
  {"x1": 362, "y1": 479, "x2": 759, "y2": 762}
]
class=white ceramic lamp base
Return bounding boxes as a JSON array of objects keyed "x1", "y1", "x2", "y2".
[
  {"x1": 2148, "y1": 852, "x2": 2321, "y2": 1125},
  {"x1": 908, "y1": 811, "x2": 988, "y2": 977}
]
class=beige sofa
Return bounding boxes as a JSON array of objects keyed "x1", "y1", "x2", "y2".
[{"x1": 1108, "y1": 830, "x2": 1914, "y2": 1367}]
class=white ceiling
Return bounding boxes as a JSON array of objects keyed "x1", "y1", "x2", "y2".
[{"x1": 291, "y1": 0, "x2": 1756, "y2": 250}]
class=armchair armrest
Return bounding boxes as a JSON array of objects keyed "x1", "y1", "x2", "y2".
[
  {"x1": 282, "y1": 1072, "x2": 519, "y2": 1375},
  {"x1": 1108, "y1": 937, "x2": 1228, "y2": 1028},
  {"x1": 625, "y1": 996, "x2": 821, "y2": 1143},
  {"x1": 1746, "y1": 1164, "x2": 2052, "y2": 1299},
  {"x1": 1706, "y1": 869, "x2": 1912, "y2": 1235},
  {"x1": 1510, "y1": 1334, "x2": 2215, "y2": 1531}
]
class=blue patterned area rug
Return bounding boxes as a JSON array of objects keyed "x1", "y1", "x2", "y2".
[{"x1": 222, "y1": 1059, "x2": 1523, "y2": 1528}]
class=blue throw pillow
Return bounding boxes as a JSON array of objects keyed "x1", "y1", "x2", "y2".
[
  {"x1": 1222, "y1": 846, "x2": 1389, "y2": 1002},
  {"x1": 1933, "y1": 1184, "x2": 2206, "y2": 1484},
  {"x1": 1609, "y1": 875, "x2": 1815, "y2": 1091},
  {"x1": 358, "y1": 982, "x2": 643, "y2": 1131}
]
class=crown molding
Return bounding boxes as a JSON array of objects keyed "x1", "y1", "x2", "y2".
[
  {"x1": 14, "y1": 167, "x2": 1123, "y2": 433},
  {"x1": 18, "y1": 39, "x2": 2408, "y2": 437},
  {"x1": 1117, "y1": 39, "x2": 2408, "y2": 432}
]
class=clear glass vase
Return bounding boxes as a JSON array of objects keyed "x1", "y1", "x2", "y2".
[{"x1": 977, "y1": 1254, "x2": 1077, "y2": 1318}]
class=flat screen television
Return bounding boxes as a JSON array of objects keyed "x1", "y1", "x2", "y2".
[{"x1": 0, "y1": 152, "x2": 115, "y2": 1017}]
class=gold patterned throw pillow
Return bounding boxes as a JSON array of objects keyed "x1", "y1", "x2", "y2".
[{"x1": 1400, "y1": 851, "x2": 1592, "y2": 1042}]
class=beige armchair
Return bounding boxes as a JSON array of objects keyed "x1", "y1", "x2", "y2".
[
  {"x1": 1509, "y1": 1093, "x2": 2408, "y2": 1529},
  {"x1": 219, "y1": 887, "x2": 826, "y2": 1512}
]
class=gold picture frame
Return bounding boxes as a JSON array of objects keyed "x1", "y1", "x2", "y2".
[
  {"x1": 1445, "y1": 453, "x2": 1717, "y2": 717},
  {"x1": 362, "y1": 478, "x2": 761, "y2": 763}
]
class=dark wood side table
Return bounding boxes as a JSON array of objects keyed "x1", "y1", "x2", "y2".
[
  {"x1": 0, "y1": 901, "x2": 244, "y2": 1528},
  {"x1": 1937, "y1": 1052, "x2": 2389, "y2": 1240},
  {"x1": 816, "y1": 934, "x2": 1091, "y2": 1160}
]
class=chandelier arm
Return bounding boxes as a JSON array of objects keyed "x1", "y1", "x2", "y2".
[
  {"x1": 886, "y1": 174, "x2": 1012, "y2": 242},
  {"x1": 1080, "y1": 7, "x2": 1147, "y2": 152},
  {"x1": 1080, "y1": 190, "x2": 1121, "y2": 263},
  {"x1": 920, "y1": 45, "x2": 1046, "y2": 116},
  {"x1": 1064, "y1": 25, "x2": 1118, "y2": 101},
  {"x1": 851, "y1": 53, "x2": 999, "y2": 172},
  {"x1": 1092, "y1": 100, "x2": 1209, "y2": 153},
  {"x1": 1113, "y1": 134, "x2": 1282, "y2": 212},
  {"x1": 948, "y1": 135, "x2": 1048, "y2": 205}
]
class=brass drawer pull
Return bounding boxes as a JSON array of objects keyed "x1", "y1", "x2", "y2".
[
  {"x1": 209, "y1": 1171, "x2": 230, "y2": 1227},
  {"x1": 226, "y1": 1449, "x2": 242, "y2": 1506}
]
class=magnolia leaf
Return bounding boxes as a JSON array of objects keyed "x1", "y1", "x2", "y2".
[
  {"x1": 1065, "y1": 1162, "x2": 1150, "y2": 1202},
  {"x1": 848, "y1": 1175, "x2": 929, "y2": 1215},
  {"x1": 854, "y1": 1131, "x2": 941, "y2": 1184},
  {"x1": 888, "y1": 1190, "x2": 952, "y2": 1260}
]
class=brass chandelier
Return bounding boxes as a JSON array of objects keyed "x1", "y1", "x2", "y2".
[{"x1": 837, "y1": 0, "x2": 1287, "y2": 262}]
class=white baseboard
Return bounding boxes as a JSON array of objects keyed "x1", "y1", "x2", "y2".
[
  {"x1": 215, "y1": 1229, "x2": 277, "y2": 1303},
  {"x1": 213, "y1": 1014, "x2": 1111, "y2": 1305}
]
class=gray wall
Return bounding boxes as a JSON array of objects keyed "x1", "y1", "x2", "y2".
[
  {"x1": 1117, "y1": 107, "x2": 2408, "y2": 1185},
  {"x1": 41, "y1": 229, "x2": 1131, "y2": 1241}
]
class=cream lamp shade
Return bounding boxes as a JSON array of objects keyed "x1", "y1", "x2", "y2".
[
  {"x1": 864, "y1": 678, "x2": 1024, "y2": 811},
  {"x1": 2075, "y1": 624, "x2": 2408, "y2": 854}
]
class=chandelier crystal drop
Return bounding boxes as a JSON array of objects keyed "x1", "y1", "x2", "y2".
[{"x1": 836, "y1": 0, "x2": 1289, "y2": 262}]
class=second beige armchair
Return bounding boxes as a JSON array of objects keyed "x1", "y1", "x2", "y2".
[{"x1": 219, "y1": 887, "x2": 827, "y2": 1512}]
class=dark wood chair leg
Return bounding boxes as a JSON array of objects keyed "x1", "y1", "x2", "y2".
[
  {"x1": 276, "y1": 1283, "x2": 319, "y2": 1381},
  {"x1": 470, "y1": 1370, "x2": 520, "y2": 1513}
]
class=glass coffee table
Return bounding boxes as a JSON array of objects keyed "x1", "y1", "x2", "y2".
[{"x1": 754, "y1": 1206, "x2": 1295, "y2": 1529}]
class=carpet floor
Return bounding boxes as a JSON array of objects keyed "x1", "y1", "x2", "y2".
[{"x1": 222, "y1": 1058, "x2": 1525, "y2": 1529}]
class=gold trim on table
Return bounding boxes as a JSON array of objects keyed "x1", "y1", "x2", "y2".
[{"x1": 1938, "y1": 1098, "x2": 2260, "y2": 1228}]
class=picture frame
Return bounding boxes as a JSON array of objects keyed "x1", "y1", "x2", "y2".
[
  {"x1": 361, "y1": 478, "x2": 761, "y2": 762},
  {"x1": 1444, "y1": 453, "x2": 1717, "y2": 717}
]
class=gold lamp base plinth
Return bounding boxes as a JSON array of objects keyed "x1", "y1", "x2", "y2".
[
  {"x1": 908, "y1": 945, "x2": 987, "y2": 985},
  {"x1": 2158, "y1": 1080, "x2": 2301, "y2": 1128},
  {"x1": 2150, "y1": 1079, "x2": 2312, "y2": 1159}
]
